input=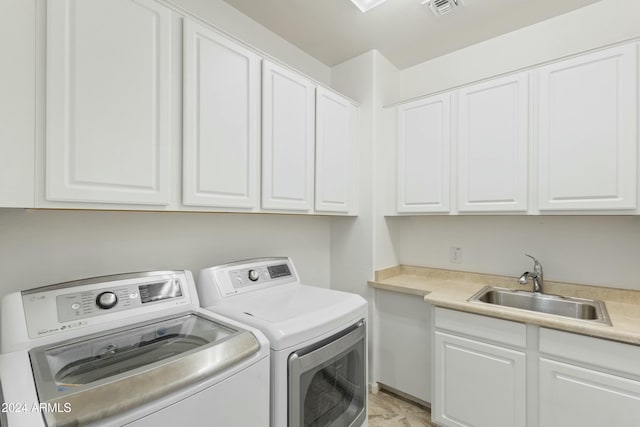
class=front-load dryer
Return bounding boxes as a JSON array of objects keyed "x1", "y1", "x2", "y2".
[{"x1": 197, "y1": 257, "x2": 368, "y2": 427}]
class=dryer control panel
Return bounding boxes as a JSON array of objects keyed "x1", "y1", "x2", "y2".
[
  {"x1": 198, "y1": 257, "x2": 299, "y2": 301},
  {"x1": 229, "y1": 263, "x2": 292, "y2": 289}
]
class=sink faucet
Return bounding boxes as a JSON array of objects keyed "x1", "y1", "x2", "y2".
[{"x1": 519, "y1": 254, "x2": 544, "y2": 293}]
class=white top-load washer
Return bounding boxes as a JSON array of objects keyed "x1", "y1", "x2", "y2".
[
  {"x1": 197, "y1": 257, "x2": 368, "y2": 427},
  {"x1": 0, "y1": 270, "x2": 270, "y2": 427}
]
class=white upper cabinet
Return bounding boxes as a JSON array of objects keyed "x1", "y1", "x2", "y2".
[
  {"x1": 0, "y1": 0, "x2": 34, "y2": 208},
  {"x1": 457, "y1": 73, "x2": 529, "y2": 212},
  {"x1": 46, "y1": 0, "x2": 172, "y2": 205},
  {"x1": 182, "y1": 19, "x2": 260, "y2": 210},
  {"x1": 315, "y1": 87, "x2": 358, "y2": 214},
  {"x1": 397, "y1": 93, "x2": 451, "y2": 213},
  {"x1": 262, "y1": 60, "x2": 316, "y2": 212},
  {"x1": 537, "y1": 44, "x2": 638, "y2": 211}
]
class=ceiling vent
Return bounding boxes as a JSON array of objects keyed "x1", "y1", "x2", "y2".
[{"x1": 422, "y1": 0, "x2": 464, "y2": 16}]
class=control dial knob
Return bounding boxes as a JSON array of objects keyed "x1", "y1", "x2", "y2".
[
  {"x1": 96, "y1": 291, "x2": 118, "y2": 309},
  {"x1": 248, "y1": 269, "x2": 259, "y2": 282}
]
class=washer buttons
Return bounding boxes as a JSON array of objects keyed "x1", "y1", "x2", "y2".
[
  {"x1": 96, "y1": 292, "x2": 118, "y2": 309},
  {"x1": 71, "y1": 303, "x2": 80, "y2": 310}
]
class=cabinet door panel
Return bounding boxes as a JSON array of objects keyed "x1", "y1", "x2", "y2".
[
  {"x1": 539, "y1": 358, "x2": 640, "y2": 427},
  {"x1": 434, "y1": 331, "x2": 526, "y2": 427},
  {"x1": 315, "y1": 87, "x2": 358, "y2": 214},
  {"x1": 458, "y1": 73, "x2": 528, "y2": 212},
  {"x1": 46, "y1": 0, "x2": 172, "y2": 205},
  {"x1": 0, "y1": 0, "x2": 35, "y2": 207},
  {"x1": 183, "y1": 20, "x2": 260, "y2": 209},
  {"x1": 378, "y1": 290, "x2": 431, "y2": 403},
  {"x1": 262, "y1": 61, "x2": 315, "y2": 211},
  {"x1": 397, "y1": 94, "x2": 450, "y2": 213},
  {"x1": 537, "y1": 44, "x2": 637, "y2": 210}
]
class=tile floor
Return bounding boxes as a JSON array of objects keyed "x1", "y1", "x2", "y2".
[{"x1": 368, "y1": 389, "x2": 434, "y2": 427}]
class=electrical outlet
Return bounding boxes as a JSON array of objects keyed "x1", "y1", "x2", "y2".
[{"x1": 450, "y1": 246, "x2": 462, "y2": 264}]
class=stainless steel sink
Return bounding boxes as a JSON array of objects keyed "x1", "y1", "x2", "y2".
[{"x1": 468, "y1": 287, "x2": 611, "y2": 325}]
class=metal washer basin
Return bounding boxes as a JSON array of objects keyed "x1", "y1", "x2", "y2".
[{"x1": 468, "y1": 287, "x2": 612, "y2": 325}]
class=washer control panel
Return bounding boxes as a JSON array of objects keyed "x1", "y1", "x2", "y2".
[
  {"x1": 22, "y1": 272, "x2": 188, "y2": 339},
  {"x1": 56, "y1": 278, "x2": 183, "y2": 323}
]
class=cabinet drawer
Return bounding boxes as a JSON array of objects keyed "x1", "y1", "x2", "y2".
[
  {"x1": 540, "y1": 328, "x2": 640, "y2": 377},
  {"x1": 539, "y1": 357, "x2": 640, "y2": 427},
  {"x1": 435, "y1": 307, "x2": 526, "y2": 348}
]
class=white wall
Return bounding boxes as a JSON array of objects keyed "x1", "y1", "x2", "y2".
[
  {"x1": 330, "y1": 50, "x2": 401, "y2": 386},
  {"x1": 397, "y1": 0, "x2": 640, "y2": 102},
  {"x1": 373, "y1": 54, "x2": 400, "y2": 271},
  {"x1": 330, "y1": 52, "x2": 376, "y2": 297},
  {"x1": 0, "y1": 209, "x2": 331, "y2": 298},
  {"x1": 388, "y1": 215, "x2": 640, "y2": 291},
  {"x1": 329, "y1": 50, "x2": 400, "y2": 288},
  {"x1": 168, "y1": 0, "x2": 330, "y2": 84}
]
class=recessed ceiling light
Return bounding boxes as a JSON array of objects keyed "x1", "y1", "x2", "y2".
[{"x1": 349, "y1": 0, "x2": 388, "y2": 13}]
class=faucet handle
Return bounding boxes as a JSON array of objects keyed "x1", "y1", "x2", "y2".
[{"x1": 524, "y1": 254, "x2": 543, "y2": 274}]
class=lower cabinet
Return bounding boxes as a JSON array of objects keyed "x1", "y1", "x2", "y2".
[
  {"x1": 434, "y1": 332, "x2": 526, "y2": 427},
  {"x1": 538, "y1": 328, "x2": 640, "y2": 427},
  {"x1": 539, "y1": 358, "x2": 640, "y2": 427},
  {"x1": 433, "y1": 308, "x2": 526, "y2": 427},
  {"x1": 432, "y1": 308, "x2": 640, "y2": 427},
  {"x1": 377, "y1": 290, "x2": 431, "y2": 403}
]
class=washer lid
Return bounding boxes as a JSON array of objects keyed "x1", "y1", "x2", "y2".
[
  {"x1": 207, "y1": 284, "x2": 367, "y2": 350},
  {"x1": 29, "y1": 312, "x2": 259, "y2": 426}
]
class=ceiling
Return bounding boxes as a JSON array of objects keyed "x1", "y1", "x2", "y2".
[{"x1": 222, "y1": 0, "x2": 603, "y2": 69}]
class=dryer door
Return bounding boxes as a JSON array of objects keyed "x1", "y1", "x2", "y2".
[{"x1": 288, "y1": 320, "x2": 366, "y2": 427}]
